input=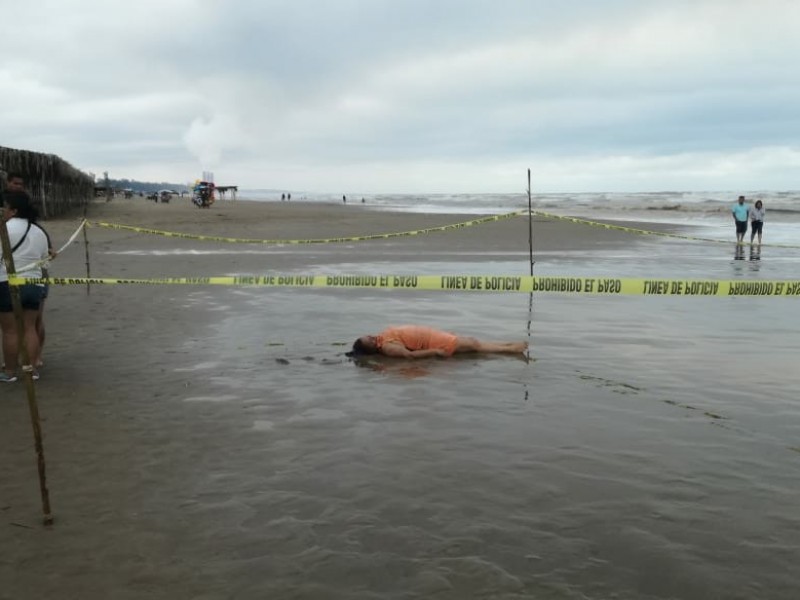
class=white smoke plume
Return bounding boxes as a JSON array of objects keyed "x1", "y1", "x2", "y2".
[{"x1": 183, "y1": 114, "x2": 244, "y2": 169}]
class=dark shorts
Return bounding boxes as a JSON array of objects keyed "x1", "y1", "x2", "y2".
[
  {"x1": 751, "y1": 220, "x2": 763, "y2": 234},
  {"x1": 736, "y1": 220, "x2": 748, "y2": 234},
  {"x1": 41, "y1": 268, "x2": 50, "y2": 299},
  {"x1": 0, "y1": 281, "x2": 46, "y2": 312}
]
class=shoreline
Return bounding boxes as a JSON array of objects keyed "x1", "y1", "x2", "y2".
[
  {"x1": 44, "y1": 197, "x2": 690, "y2": 250},
  {"x1": 30, "y1": 198, "x2": 694, "y2": 282}
]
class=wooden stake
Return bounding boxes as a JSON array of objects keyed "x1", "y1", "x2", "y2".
[
  {"x1": 527, "y1": 169, "x2": 534, "y2": 275},
  {"x1": 526, "y1": 169, "x2": 534, "y2": 364},
  {"x1": 0, "y1": 221, "x2": 54, "y2": 526},
  {"x1": 81, "y1": 185, "x2": 92, "y2": 295},
  {"x1": 82, "y1": 223, "x2": 91, "y2": 296}
]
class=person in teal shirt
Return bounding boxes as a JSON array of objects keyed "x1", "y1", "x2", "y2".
[{"x1": 732, "y1": 195, "x2": 750, "y2": 244}]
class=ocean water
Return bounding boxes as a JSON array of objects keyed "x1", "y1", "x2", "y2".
[
  {"x1": 241, "y1": 189, "x2": 800, "y2": 246},
  {"x1": 143, "y1": 219, "x2": 800, "y2": 598}
]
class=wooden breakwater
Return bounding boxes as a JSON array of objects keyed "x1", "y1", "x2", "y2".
[{"x1": 0, "y1": 145, "x2": 94, "y2": 219}]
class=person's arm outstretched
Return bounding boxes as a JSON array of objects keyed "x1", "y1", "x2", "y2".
[{"x1": 380, "y1": 342, "x2": 446, "y2": 358}]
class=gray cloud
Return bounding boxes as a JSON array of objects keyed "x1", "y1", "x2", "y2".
[{"x1": 1, "y1": 0, "x2": 799, "y2": 191}]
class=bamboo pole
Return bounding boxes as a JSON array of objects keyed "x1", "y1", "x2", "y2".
[
  {"x1": 82, "y1": 191, "x2": 92, "y2": 295},
  {"x1": 82, "y1": 221, "x2": 92, "y2": 296},
  {"x1": 526, "y1": 169, "x2": 534, "y2": 363},
  {"x1": 0, "y1": 221, "x2": 54, "y2": 526},
  {"x1": 527, "y1": 168, "x2": 534, "y2": 274}
]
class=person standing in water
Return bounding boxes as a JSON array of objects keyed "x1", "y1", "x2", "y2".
[
  {"x1": 732, "y1": 195, "x2": 750, "y2": 244},
  {"x1": 749, "y1": 199, "x2": 765, "y2": 245}
]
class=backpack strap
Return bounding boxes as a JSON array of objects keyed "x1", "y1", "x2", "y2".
[{"x1": 10, "y1": 222, "x2": 32, "y2": 254}]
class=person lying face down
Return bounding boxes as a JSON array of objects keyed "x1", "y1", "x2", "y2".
[{"x1": 348, "y1": 325, "x2": 527, "y2": 359}]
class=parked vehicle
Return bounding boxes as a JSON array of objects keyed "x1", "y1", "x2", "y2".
[{"x1": 191, "y1": 181, "x2": 215, "y2": 208}]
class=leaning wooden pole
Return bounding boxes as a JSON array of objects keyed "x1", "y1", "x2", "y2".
[
  {"x1": 0, "y1": 222, "x2": 54, "y2": 526},
  {"x1": 526, "y1": 169, "x2": 534, "y2": 364},
  {"x1": 527, "y1": 168, "x2": 534, "y2": 275},
  {"x1": 82, "y1": 224, "x2": 92, "y2": 296},
  {"x1": 82, "y1": 196, "x2": 92, "y2": 295}
]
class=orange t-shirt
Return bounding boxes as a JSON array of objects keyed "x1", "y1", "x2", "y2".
[{"x1": 376, "y1": 325, "x2": 458, "y2": 356}]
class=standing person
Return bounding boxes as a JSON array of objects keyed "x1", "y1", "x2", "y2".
[
  {"x1": 750, "y1": 199, "x2": 765, "y2": 245},
  {"x1": 348, "y1": 325, "x2": 527, "y2": 358},
  {"x1": 732, "y1": 195, "x2": 750, "y2": 244},
  {"x1": 4, "y1": 173, "x2": 54, "y2": 366},
  {"x1": 0, "y1": 191, "x2": 50, "y2": 382}
]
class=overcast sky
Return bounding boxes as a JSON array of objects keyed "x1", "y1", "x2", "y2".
[{"x1": 2, "y1": 0, "x2": 799, "y2": 192}]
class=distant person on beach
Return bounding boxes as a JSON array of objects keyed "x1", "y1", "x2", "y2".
[
  {"x1": 281, "y1": 193, "x2": 285, "y2": 201},
  {"x1": 750, "y1": 199, "x2": 765, "y2": 245},
  {"x1": 287, "y1": 193, "x2": 291, "y2": 201},
  {"x1": 732, "y1": 195, "x2": 750, "y2": 244},
  {"x1": 2, "y1": 174, "x2": 55, "y2": 367},
  {"x1": 0, "y1": 191, "x2": 50, "y2": 382},
  {"x1": 347, "y1": 325, "x2": 527, "y2": 359},
  {"x1": 343, "y1": 195, "x2": 347, "y2": 204}
]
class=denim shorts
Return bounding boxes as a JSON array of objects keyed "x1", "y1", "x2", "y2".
[{"x1": 0, "y1": 281, "x2": 45, "y2": 312}]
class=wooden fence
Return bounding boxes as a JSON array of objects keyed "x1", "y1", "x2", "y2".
[{"x1": 0, "y1": 145, "x2": 94, "y2": 219}]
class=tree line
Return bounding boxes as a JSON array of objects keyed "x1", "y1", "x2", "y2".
[{"x1": 105, "y1": 178, "x2": 189, "y2": 193}]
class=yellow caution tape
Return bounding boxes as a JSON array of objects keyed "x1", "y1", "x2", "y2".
[
  {"x1": 87, "y1": 210, "x2": 798, "y2": 249},
  {"x1": 87, "y1": 211, "x2": 523, "y2": 244},
  {"x1": 11, "y1": 275, "x2": 800, "y2": 296},
  {"x1": 529, "y1": 210, "x2": 800, "y2": 249}
]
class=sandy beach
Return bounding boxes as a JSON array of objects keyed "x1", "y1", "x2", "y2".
[{"x1": 2, "y1": 197, "x2": 798, "y2": 599}]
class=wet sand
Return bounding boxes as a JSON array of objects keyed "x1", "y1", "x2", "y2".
[{"x1": 2, "y1": 198, "x2": 798, "y2": 599}]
